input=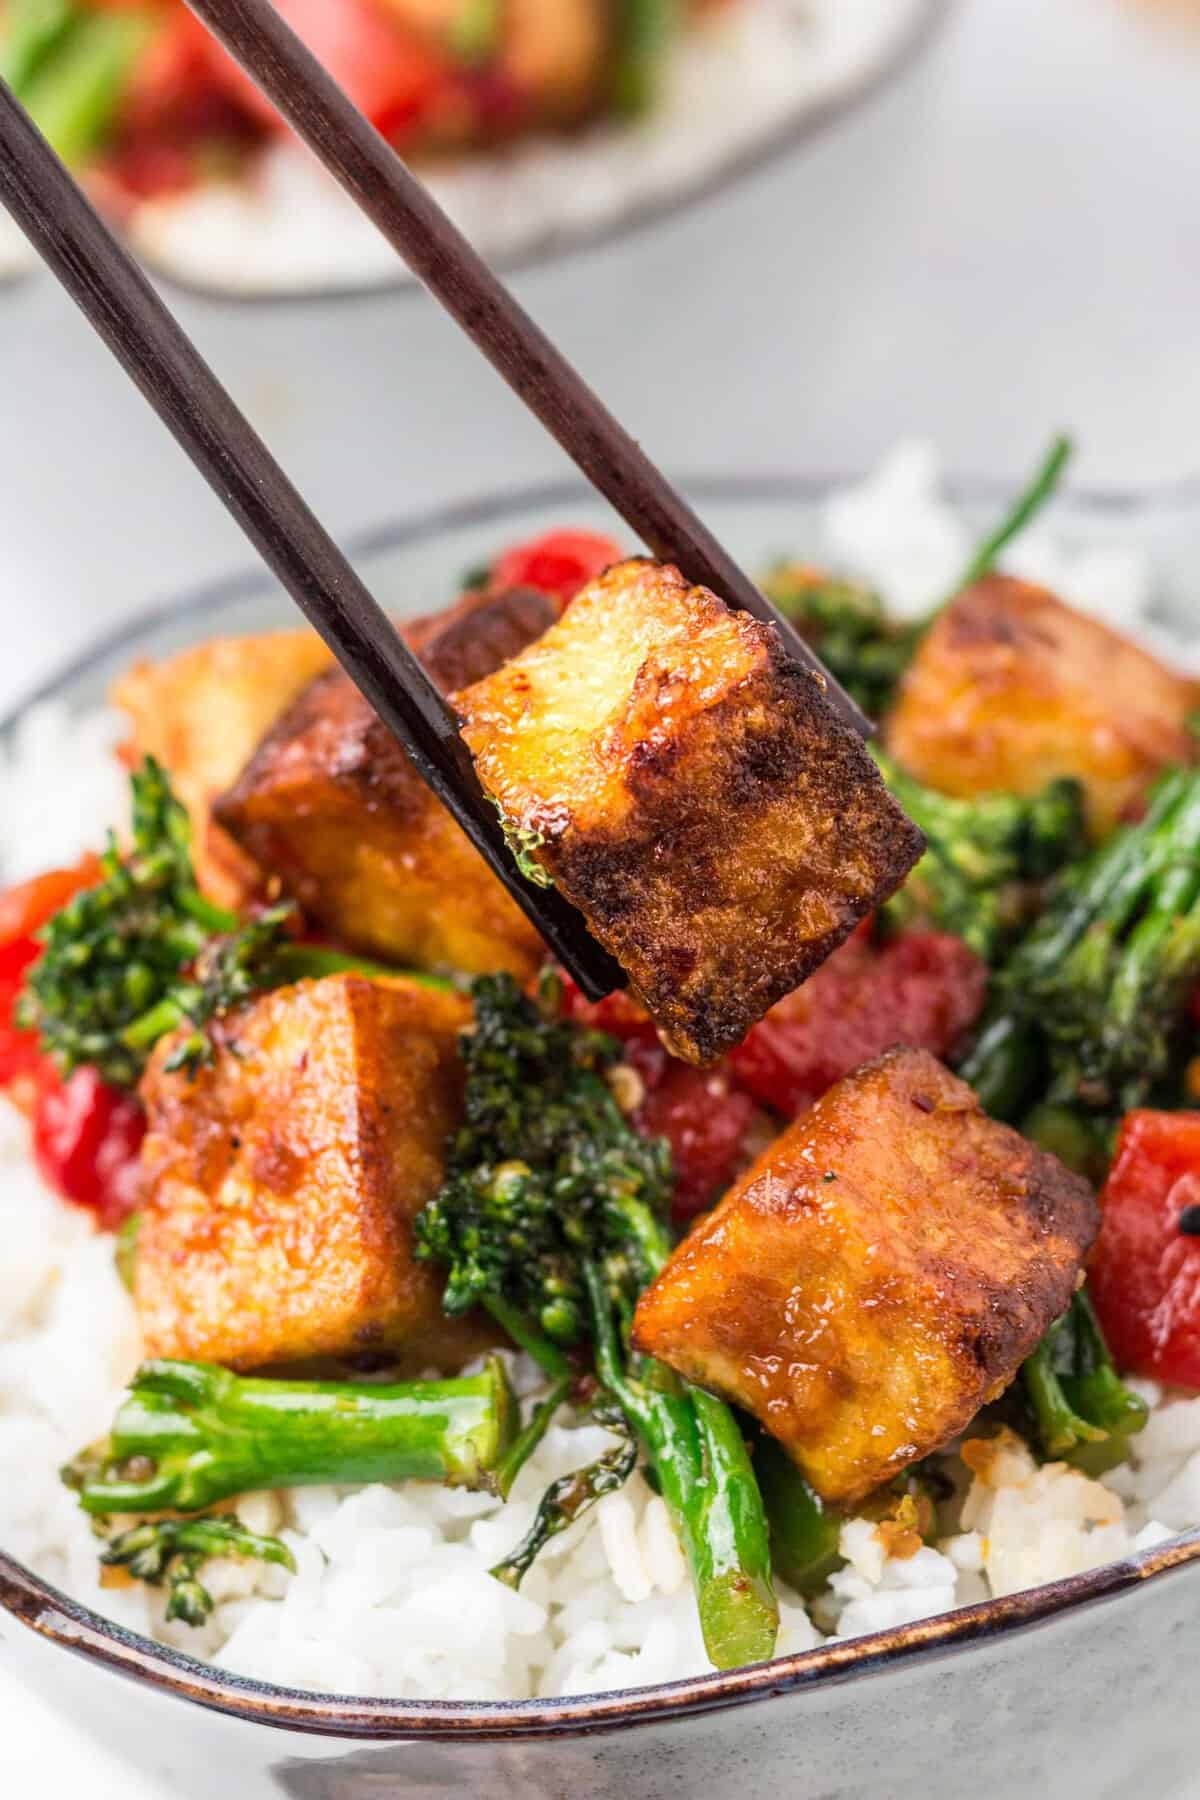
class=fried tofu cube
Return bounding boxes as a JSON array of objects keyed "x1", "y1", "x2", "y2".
[
  {"x1": 455, "y1": 559, "x2": 924, "y2": 1063},
  {"x1": 886, "y1": 576, "x2": 1200, "y2": 837},
  {"x1": 215, "y1": 588, "x2": 555, "y2": 980},
  {"x1": 633, "y1": 1047, "x2": 1098, "y2": 1503},
  {"x1": 113, "y1": 631, "x2": 332, "y2": 909},
  {"x1": 134, "y1": 974, "x2": 491, "y2": 1372}
]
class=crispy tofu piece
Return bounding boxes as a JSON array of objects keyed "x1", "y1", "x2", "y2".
[
  {"x1": 455, "y1": 559, "x2": 924, "y2": 1064},
  {"x1": 633, "y1": 1047, "x2": 1098, "y2": 1503},
  {"x1": 886, "y1": 576, "x2": 1200, "y2": 838},
  {"x1": 215, "y1": 588, "x2": 555, "y2": 980},
  {"x1": 113, "y1": 631, "x2": 332, "y2": 909},
  {"x1": 135, "y1": 974, "x2": 491, "y2": 1372}
]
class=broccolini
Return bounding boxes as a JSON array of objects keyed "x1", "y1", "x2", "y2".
[
  {"x1": 960, "y1": 766, "x2": 1200, "y2": 1126},
  {"x1": 874, "y1": 750, "x2": 1086, "y2": 961},
  {"x1": 415, "y1": 972, "x2": 778, "y2": 1670},
  {"x1": 18, "y1": 757, "x2": 411, "y2": 1086},
  {"x1": 99, "y1": 1514, "x2": 296, "y2": 1627},
  {"x1": 66, "y1": 1356, "x2": 517, "y2": 1514}
]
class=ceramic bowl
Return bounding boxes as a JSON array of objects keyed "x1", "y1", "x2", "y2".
[{"x1": 2, "y1": 476, "x2": 1199, "y2": 1800}]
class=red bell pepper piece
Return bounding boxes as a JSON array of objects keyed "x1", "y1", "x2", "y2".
[
  {"x1": 729, "y1": 927, "x2": 989, "y2": 1119},
  {"x1": 0, "y1": 857, "x2": 103, "y2": 1091},
  {"x1": 491, "y1": 529, "x2": 624, "y2": 610},
  {"x1": 1090, "y1": 1109, "x2": 1200, "y2": 1388}
]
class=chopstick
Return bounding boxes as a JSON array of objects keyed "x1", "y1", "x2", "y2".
[
  {"x1": 178, "y1": 0, "x2": 870, "y2": 743},
  {"x1": 0, "y1": 80, "x2": 623, "y2": 1000}
]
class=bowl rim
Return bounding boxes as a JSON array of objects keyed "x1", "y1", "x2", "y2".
[
  {"x1": 130, "y1": 0, "x2": 951, "y2": 307},
  {"x1": 5, "y1": 465, "x2": 1200, "y2": 1738}
]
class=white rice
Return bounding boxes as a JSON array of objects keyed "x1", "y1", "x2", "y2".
[
  {"x1": 1, "y1": 447, "x2": 1197, "y2": 1700},
  {"x1": 0, "y1": 0, "x2": 932, "y2": 296}
]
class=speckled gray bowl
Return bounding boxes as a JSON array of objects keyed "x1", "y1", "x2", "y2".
[{"x1": 2, "y1": 477, "x2": 1199, "y2": 1800}]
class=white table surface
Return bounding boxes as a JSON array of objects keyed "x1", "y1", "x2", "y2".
[{"x1": 3, "y1": 0, "x2": 1200, "y2": 1791}]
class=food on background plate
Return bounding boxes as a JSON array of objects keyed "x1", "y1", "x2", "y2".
[
  {"x1": 0, "y1": 0, "x2": 936, "y2": 294},
  {"x1": 4, "y1": 447, "x2": 1200, "y2": 1703}
]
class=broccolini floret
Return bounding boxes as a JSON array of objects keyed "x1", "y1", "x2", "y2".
[
  {"x1": 762, "y1": 567, "x2": 919, "y2": 720},
  {"x1": 874, "y1": 750, "x2": 1087, "y2": 961},
  {"x1": 960, "y1": 766, "x2": 1200, "y2": 1127},
  {"x1": 18, "y1": 756, "x2": 408, "y2": 1086},
  {"x1": 98, "y1": 1514, "x2": 295, "y2": 1628},
  {"x1": 415, "y1": 972, "x2": 778, "y2": 1671}
]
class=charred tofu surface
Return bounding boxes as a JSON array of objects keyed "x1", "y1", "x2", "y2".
[
  {"x1": 886, "y1": 575, "x2": 1199, "y2": 837},
  {"x1": 455, "y1": 559, "x2": 924, "y2": 1063},
  {"x1": 215, "y1": 588, "x2": 555, "y2": 981},
  {"x1": 113, "y1": 631, "x2": 332, "y2": 909},
  {"x1": 633, "y1": 1047, "x2": 1098, "y2": 1503},
  {"x1": 135, "y1": 974, "x2": 490, "y2": 1372}
]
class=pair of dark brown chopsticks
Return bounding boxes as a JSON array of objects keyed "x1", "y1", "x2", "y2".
[{"x1": 0, "y1": 0, "x2": 868, "y2": 1000}]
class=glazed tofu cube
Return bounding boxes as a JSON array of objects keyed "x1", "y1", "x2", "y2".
[
  {"x1": 633, "y1": 1047, "x2": 1098, "y2": 1503},
  {"x1": 455, "y1": 559, "x2": 924, "y2": 1063},
  {"x1": 135, "y1": 975, "x2": 491, "y2": 1372},
  {"x1": 215, "y1": 588, "x2": 555, "y2": 980},
  {"x1": 885, "y1": 576, "x2": 1199, "y2": 838},
  {"x1": 113, "y1": 631, "x2": 332, "y2": 909}
]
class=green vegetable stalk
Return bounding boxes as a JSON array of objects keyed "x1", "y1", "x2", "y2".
[
  {"x1": 20, "y1": 6, "x2": 155, "y2": 168},
  {"x1": 608, "y1": 0, "x2": 680, "y2": 116},
  {"x1": 0, "y1": 0, "x2": 78, "y2": 95},
  {"x1": 1022, "y1": 1290, "x2": 1148, "y2": 1474},
  {"x1": 752, "y1": 1435, "x2": 843, "y2": 1597},
  {"x1": 946, "y1": 434, "x2": 1074, "y2": 600},
  {"x1": 19, "y1": 757, "x2": 433, "y2": 1087},
  {"x1": 493, "y1": 1404, "x2": 638, "y2": 1588},
  {"x1": 65, "y1": 1356, "x2": 517, "y2": 1514},
  {"x1": 415, "y1": 972, "x2": 778, "y2": 1670}
]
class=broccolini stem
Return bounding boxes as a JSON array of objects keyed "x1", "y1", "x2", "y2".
[
  {"x1": 491, "y1": 1418, "x2": 638, "y2": 1588},
  {"x1": 948, "y1": 434, "x2": 1074, "y2": 600},
  {"x1": 1022, "y1": 1292, "x2": 1148, "y2": 1473},
  {"x1": 582, "y1": 1260, "x2": 779, "y2": 1670},
  {"x1": 66, "y1": 1357, "x2": 517, "y2": 1514},
  {"x1": 120, "y1": 943, "x2": 438, "y2": 1056},
  {"x1": 482, "y1": 1296, "x2": 572, "y2": 1380},
  {"x1": 493, "y1": 1373, "x2": 573, "y2": 1499},
  {"x1": 608, "y1": 0, "x2": 680, "y2": 116},
  {"x1": 0, "y1": 0, "x2": 78, "y2": 94},
  {"x1": 21, "y1": 6, "x2": 154, "y2": 167},
  {"x1": 687, "y1": 1389, "x2": 778, "y2": 1667},
  {"x1": 752, "y1": 1434, "x2": 844, "y2": 1597}
]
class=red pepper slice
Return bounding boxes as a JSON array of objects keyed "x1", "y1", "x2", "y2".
[
  {"x1": 0, "y1": 857, "x2": 103, "y2": 1096},
  {"x1": 730, "y1": 927, "x2": 989, "y2": 1119},
  {"x1": 635, "y1": 1063, "x2": 758, "y2": 1221},
  {"x1": 492, "y1": 529, "x2": 624, "y2": 609},
  {"x1": 32, "y1": 1064, "x2": 146, "y2": 1231},
  {"x1": 1090, "y1": 1110, "x2": 1200, "y2": 1388}
]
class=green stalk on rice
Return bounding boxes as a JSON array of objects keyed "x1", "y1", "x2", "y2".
[{"x1": 65, "y1": 1356, "x2": 518, "y2": 1514}]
